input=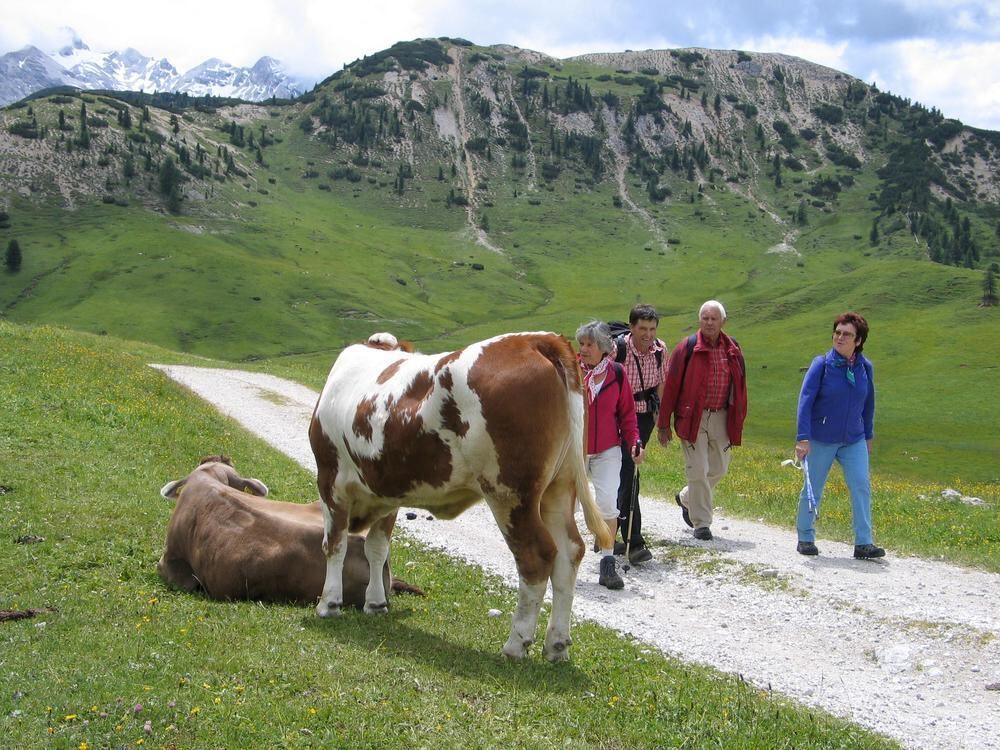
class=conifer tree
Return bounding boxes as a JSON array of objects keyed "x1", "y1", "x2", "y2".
[
  {"x1": 983, "y1": 265, "x2": 998, "y2": 306},
  {"x1": 5, "y1": 239, "x2": 22, "y2": 272}
]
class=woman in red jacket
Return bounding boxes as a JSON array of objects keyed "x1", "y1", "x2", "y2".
[{"x1": 577, "y1": 320, "x2": 645, "y2": 589}]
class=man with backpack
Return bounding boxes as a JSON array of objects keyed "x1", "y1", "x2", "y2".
[
  {"x1": 657, "y1": 300, "x2": 747, "y2": 541},
  {"x1": 610, "y1": 304, "x2": 668, "y2": 564}
]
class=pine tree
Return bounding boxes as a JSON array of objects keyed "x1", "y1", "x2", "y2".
[
  {"x1": 5, "y1": 239, "x2": 22, "y2": 272},
  {"x1": 983, "y1": 266, "x2": 998, "y2": 306}
]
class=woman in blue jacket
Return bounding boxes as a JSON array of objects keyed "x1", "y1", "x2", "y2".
[{"x1": 794, "y1": 312, "x2": 884, "y2": 560}]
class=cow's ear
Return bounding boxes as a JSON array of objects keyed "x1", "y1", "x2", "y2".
[
  {"x1": 241, "y1": 478, "x2": 269, "y2": 497},
  {"x1": 160, "y1": 478, "x2": 186, "y2": 500}
]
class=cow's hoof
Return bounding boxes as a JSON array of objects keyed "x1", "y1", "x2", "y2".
[
  {"x1": 363, "y1": 601, "x2": 389, "y2": 615},
  {"x1": 502, "y1": 638, "x2": 531, "y2": 660},
  {"x1": 543, "y1": 641, "x2": 570, "y2": 662},
  {"x1": 316, "y1": 601, "x2": 343, "y2": 618}
]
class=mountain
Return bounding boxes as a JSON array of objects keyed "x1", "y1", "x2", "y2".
[
  {"x1": 173, "y1": 56, "x2": 302, "y2": 100},
  {"x1": 1, "y1": 38, "x2": 997, "y2": 369},
  {"x1": 0, "y1": 29, "x2": 304, "y2": 105},
  {"x1": 0, "y1": 45, "x2": 72, "y2": 106}
]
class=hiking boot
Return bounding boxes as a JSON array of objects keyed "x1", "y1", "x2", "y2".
[
  {"x1": 797, "y1": 541, "x2": 819, "y2": 556},
  {"x1": 853, "y1": 544, "x2": 885, "y2": 560},
  {"x1": 599, "y1": 555, "x2": 624, "y2": 590},
  {"x1": 692, "y1": 526, "x2": 713, "y2": 541},
  {"x1": 676, "y1": 494, "x2": 693, "y2": 528},
  {"x1": 627, "y1": 546, "x2": 653, "y2": 564},
  {"x1": 613, "y1": 541, "x2": 627, "y2": 555}
]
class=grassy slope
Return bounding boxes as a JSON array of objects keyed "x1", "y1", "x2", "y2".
[{"x1": 0, "y1": 322, "x2": 900, "y2": 749}]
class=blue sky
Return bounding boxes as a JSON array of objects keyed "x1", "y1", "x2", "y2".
[{"x1": 3, "y1": 0, "x2": 998, "y2": 130}]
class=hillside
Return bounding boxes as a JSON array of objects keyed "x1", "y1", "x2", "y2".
[{"x1": 0, "y1": 38, "x2": 997, "y2": 483}]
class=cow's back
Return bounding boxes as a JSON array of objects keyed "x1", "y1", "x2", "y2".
[{"x1": 311, "y1": 332, "x2": 582, "y2": 511}]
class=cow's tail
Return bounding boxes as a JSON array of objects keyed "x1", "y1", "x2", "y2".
[{"x1": 548, "y1": 335, "x2": 614, "y2": 551}]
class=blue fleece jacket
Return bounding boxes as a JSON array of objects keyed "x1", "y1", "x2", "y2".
[{"x1": 796, "y1": 349, "x2": 875, "y2": 444}]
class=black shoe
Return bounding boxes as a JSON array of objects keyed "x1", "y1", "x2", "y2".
[
  {"x1": 613, "y1": 541, "x2": 627, "y2": 555},
  {"x1": 627, "y1": 546, "x2": 653, "y2": 564},
  {"x1": 797, "y1": 541, "x2": 819, "y2": 556},
  {"x1": 676, "y1": 494, "x2": 693, "y2": 528},
  {"x1": 853, "y1": 544, "x2": 885, "y2": 560},
  {"x1": 692, "y1": 526, "x2": 713, "y2": 541},
  {"x1": 599, "y1": 555, "x2": 624, "y2": 589}
]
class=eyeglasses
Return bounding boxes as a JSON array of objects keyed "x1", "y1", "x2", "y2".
[{"x1": 832, "y1": 330, "x2": 856, "y2": 339}]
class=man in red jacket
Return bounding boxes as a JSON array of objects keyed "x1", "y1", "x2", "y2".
[{"x1": 657, "y1": 300, "x2": 747, "y2": 540}]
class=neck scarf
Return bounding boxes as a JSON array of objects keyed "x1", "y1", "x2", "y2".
[
  {"x1": 586, "y1": 356, "x2": 611, "y2": 402},
  {"x1": 832, "y1": 351, "x2": 858, "y2": 386}
]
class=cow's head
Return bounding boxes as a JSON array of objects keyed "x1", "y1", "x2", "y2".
[
  {"x1": 160, "y1": 455, "x2": 270, "y2": 500},
  {"x1": 365, "y1": 332, "x2": 413, "y2": 352}
]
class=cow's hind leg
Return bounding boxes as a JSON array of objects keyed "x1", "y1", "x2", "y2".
[
  {"x1": 362, "y1": 511, "x2": 396, "y2": 614},
  {"x1": 540, "y1": 479, "x2": 585, "y2": 662},
  {"x1": 316, "y1": 485, "x2": 349, "y2": 618},
  {"x1": 496, "y1": 500, "x2": 557, "y2": 660}
]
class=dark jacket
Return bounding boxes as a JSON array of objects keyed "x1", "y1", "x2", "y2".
[
  {"x1": 796, "y1": 349, "x2": 874, "y2": 444},
  {"x1": 657, "y1": 330, "x2": 748, "y2": 445}
]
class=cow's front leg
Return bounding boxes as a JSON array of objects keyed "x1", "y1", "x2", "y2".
[
  {"x1": 316, "y1": 500, "x2": 348, "y2": 617},
  {"x1": 362, "y1": 512, "x2": 396, "y2": 614}
]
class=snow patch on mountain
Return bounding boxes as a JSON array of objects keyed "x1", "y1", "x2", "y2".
[{"x1": 0, "y1": 27, "x2": 305, "y2": 106}]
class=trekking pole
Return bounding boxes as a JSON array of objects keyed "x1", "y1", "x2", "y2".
[{"x1": 622, "y1": 440, "x2": 642, "y2": 573}]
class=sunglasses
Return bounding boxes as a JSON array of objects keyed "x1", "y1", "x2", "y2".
[{"x1": 832, "y1": 329, "x2": 856, "y2": 339}]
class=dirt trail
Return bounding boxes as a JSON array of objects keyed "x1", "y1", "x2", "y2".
[{"x1": 151, "y1": 364, "x2": 1000, "y2": 750}]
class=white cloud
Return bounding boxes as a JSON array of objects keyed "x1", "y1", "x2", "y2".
[{"x1": 873, "y1": 39, "x2": 1000, "y2": 129}]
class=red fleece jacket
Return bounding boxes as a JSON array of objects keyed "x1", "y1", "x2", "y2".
[{"x1": 584, "y1": 361, "x2": 640, "y2": 454}]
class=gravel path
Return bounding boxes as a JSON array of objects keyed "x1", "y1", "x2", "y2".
[{"x1": 152, "y1": 364, "x2": 1000, "y2": 750}]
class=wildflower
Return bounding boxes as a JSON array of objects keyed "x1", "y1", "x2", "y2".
[
  {"x1": 144, "y1": 720, "x2": 152, "y2": 733},
  {"x1": 65, "y1": 714, "x2": 78, "y2": 721},
  {"x1": 133, "y1": 703, "x2": 143, "y2": 714},
  {"x1": 79, "y1": 743, "x2": 88, "y2": 750},
  {"x1": 308, "y1": 707, "x2": 317, "y2": 715},
  {"x1": 190, "y1": 707, "x2": 201, "y2": 716}
]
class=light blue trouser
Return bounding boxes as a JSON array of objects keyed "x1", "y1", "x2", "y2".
[{"x1": 796, "y1": 438, "x2": 873, "y2": 546}]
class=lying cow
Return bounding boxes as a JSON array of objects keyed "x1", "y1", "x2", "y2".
[
  {"x1": 309, "y1": 332, "x2": 612, "y2": 661},
  {"x1": 158, "y1": 456, "x2": 423, "y2": 605}
]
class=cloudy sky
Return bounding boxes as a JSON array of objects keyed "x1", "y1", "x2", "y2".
[{"x1": 3, "y1": 0, "x2": 998, "y2": 130}]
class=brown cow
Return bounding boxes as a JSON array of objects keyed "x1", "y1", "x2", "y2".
[
  {"x1": 158, "y1": 456, "x2": 422, "y2": 605},
  {"x1": 309, "y1": 332, "x2": 612, "y2": 661}
]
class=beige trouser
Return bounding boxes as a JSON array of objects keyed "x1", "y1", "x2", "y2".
[{"x1": 678, "y1": 409, "x2": 732, "y2": 528}]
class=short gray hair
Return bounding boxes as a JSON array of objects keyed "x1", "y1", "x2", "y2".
[
  {"x1": 699, "y1": 299, "x2": 727, "y2": 320},
  {"x1": 575, "y1": 320, "x2": 613, "y2": 354}
]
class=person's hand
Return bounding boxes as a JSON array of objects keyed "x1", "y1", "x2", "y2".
[
  {"x1": 633, "y1": 444, "x2": 646, "y2": 465},
  {"x1": 657, "y1": 426, "x2": 671, "y2": 446},
  {"x1": 866, "y1": 438, "x2": 872, "y2": 455},
  {"x1": 795, "y1": 440, "x2": 810, "y2": 460}
]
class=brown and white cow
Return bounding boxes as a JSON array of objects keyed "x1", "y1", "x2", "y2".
[
  {"x1": 158, "y1": 456, "x2": 423, "y2": 605},
  {"x1": 309, "y1": 332, "x2": 612, "y2": 661}
]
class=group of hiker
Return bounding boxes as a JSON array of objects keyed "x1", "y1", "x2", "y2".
[{"x1": 577, "y1": 303, "x2": 883, "y2": 590}]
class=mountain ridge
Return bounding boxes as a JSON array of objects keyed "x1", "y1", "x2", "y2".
[{"x1": 0, "y1": 28, "x2": 304, "y2": 105}]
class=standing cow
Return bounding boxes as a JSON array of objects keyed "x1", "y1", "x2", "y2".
[{"x1": 309, "y1": 332, "x2": 612, "y2": 661}]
